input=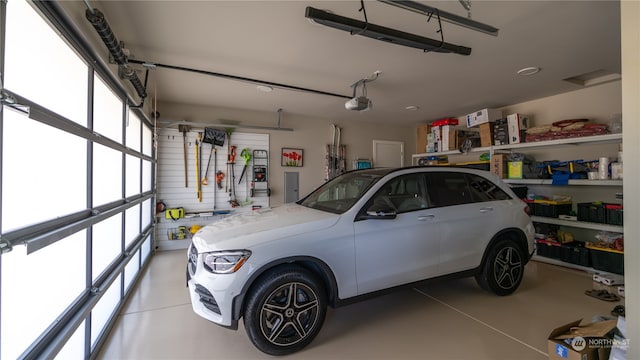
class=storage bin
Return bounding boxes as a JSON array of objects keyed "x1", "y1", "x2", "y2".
[
  {"x1": 577, "y1": 202, "x2": 606, "y2": 223},
  {"x1": 587, "y1": 244, "x2": 624, "y2": 275},
  {"x1": 535, "y1": 240, "x2": 561, "y2": 259},
  {"x1": 560, "y1": 242, "x2": 590, "y2": 267},
  {"x1": 533, "y1": 200, "x2": 572, "y2": 218},
  {"x1": 605, "y1": 204, "x2": 623, "y2": 226}
]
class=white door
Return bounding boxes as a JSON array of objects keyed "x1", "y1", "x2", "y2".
[{"x1": 373, "y1": 140, "x2": 404, "y2": 168}]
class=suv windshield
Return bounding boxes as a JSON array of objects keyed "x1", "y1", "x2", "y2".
[{"x1": 299, "y1": 170, "x2": 386, "y2": 214}]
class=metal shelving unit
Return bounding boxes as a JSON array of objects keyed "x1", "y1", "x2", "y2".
[
  {"x1": 504, "y1": 179, "x2": 622, "y2": 186},
  {"x1": 531, "y1": 216, "x2": 623, "y2": 233},
  {"x1": 413, "y1": 132, "x2": 624, "y2": 272}
]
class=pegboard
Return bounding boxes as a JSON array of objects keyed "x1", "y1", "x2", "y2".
[{"x1": 156, "y1": 128, "x2": 270, "y2": 250}]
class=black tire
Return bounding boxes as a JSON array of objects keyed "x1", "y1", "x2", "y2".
[
  {"x1": 243, "y1": 265, "x2": 327, "y2": 356},
  {"x1": 475, "y1": 239, "x2": 525, "y2": 296}
]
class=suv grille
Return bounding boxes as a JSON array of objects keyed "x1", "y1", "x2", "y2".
[{"x1": 195, "y1": 284, "x2": 221, "y2": 314}]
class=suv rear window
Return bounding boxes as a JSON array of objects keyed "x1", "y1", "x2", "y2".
[
  {"x1": 466, "y1": 174, "x2": 511, "y2": 202},
  {"x1": 425, "y1": 172, "x2": 510, "y2": 207}
]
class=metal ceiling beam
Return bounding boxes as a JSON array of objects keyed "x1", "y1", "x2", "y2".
[
  {"x1": 378, "y1": 0, "x2": 499, "y2": 36},
  {"x1": 127, "y1": 59, "x2": 352, "y2": 100}
]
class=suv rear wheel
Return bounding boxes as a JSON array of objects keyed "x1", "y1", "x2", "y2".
[
  {"x1": 243, "y1": 265, "x2": 327, "y2": 355},
  {"x1": 475, "y1": 239, "x2": 525, "y2": 296}
]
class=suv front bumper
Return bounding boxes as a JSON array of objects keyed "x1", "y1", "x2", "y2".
[{"x1": 186, "y1": 244, "x2": 244, "y2": 329}]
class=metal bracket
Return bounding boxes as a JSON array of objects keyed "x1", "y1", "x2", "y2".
[
  {"x1": 0, "y1": 237, "x2": 13, "y2": 254},
  {"x1": 424, "y1": 9, "x2": 445, "y2": 53},
  {"x1": 0, "y1": 89, "x2": 17, "y2": 105},
  {"x1": 351, "y1": 0, "x2": 369, "y2": 36},
  {"x1": 0, "y1": 90, "x2": 30, "y2": 115}
]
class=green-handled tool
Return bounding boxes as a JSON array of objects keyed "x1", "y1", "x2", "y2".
[{"x1": 238, "y1": 148, "x2": 251, "y2": 184}]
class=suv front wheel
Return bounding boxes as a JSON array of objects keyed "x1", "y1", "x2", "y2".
[
  {"x1": 243, "y1": 265, "x2": 327, "y2": 355},
  {"x1": 475, "y1": 239, "x2": 525, "y2": 296}
]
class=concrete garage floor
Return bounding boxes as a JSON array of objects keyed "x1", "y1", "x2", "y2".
[{"x1": 97, "y1": 250, "x2": 623, "y2": 360}]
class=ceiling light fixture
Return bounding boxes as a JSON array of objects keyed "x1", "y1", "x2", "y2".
[
  {"x1": 377, "y1": 0, "x2": 499, "y2": 36},
  {"x1": 305, "y1": 7, "x2": 471, "y2": 56},
  {"x1": 517, "y1": 67, "x2": 541, "y2": 76},
  {"x1": 256, "y1": 85, "x2": 273, "y2": 92}
]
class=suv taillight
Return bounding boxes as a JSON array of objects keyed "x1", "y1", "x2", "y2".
[{"x1": 523, "y1": 202, "x2": 532, "y2": 216}]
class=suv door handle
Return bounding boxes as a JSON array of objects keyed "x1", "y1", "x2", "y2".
[
  {"x1": 480, "y1": 207, "x2": 494, "y2": 213},
  {"x1": 417, "y1": 215, "x2": 435, "y2": 221}
]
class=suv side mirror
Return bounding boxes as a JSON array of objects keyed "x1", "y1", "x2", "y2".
[{"x1": 364, "y1": 204, "x2": 397, "y2": 219}]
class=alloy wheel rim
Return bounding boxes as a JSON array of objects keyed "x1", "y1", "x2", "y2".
[
  {"x1": 493, "y1": 247, "x2": 523, "y2": 289},
  {"x1": 259, "y1": 282, "x2": 320, "y2": 347}
]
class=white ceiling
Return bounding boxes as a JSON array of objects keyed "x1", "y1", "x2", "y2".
[{"x1": 75, "y1": 1, "x2": 620, "y2": 126}]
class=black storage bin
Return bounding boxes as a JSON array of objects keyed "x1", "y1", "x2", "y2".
[
  {"x1": 536, "y1": 240, "x2": 561, "y2": 259},
  {"x1": 560, "y1": 242, "x2": 590, "y2": 267},
  {"x1": 605, "y1": 204, "x2": 623, "y2": 226},
  {"x1": 533, "y1": 202, "x2": 572, "y2": 218},
  {"x1": 589, "y1": 247, "x2": 624, "y2": 275},
  {"x1": 577, "y1": 202, "x2": 606, "y2": 223}
]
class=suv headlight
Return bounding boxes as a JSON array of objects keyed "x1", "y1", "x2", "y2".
[{"x1": 202, "y1": 250, "x2": 251, "y2": 274}]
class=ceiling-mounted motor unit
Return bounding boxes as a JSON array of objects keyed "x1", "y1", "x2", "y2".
[
  {"x1": 345, "y1": 71, "x2": 380, "y2": 112},
  {"x1": 345, "y1": 96, "x2": 372, "y2": 111}
]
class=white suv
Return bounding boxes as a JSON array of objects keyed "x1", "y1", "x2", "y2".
[{"x1": 187, "y1": 167, "x2": 535, "y2": 355}]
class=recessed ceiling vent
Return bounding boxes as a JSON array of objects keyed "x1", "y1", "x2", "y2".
[{"x1": 563, "y1": 70, "x2": 621, "y2": 87}]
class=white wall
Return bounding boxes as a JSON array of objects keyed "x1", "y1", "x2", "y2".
[
  {"x1": 157, "y1": 102, "x2": 415, "y2": 207},
  {"x1": 500, "y1": 80, "x2": 622, "y2": 126}
]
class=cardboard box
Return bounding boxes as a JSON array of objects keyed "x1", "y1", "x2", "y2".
[
  {"x1": 491, "y1": 154, "x2": 508, "y2": 178},
  {"x1": 507, "y1": 113, "x2": 530, "y2": 144},
  {"x1": 465, "y1": 108, "x2": 503, "y2": 128},
  {"x1": 441, "y1": 125, "x2": 459, "y2": 151},
  {"x1": 456, "y1": 129, "x2": 481, "y2": 149},
  {"x1": 479, "y1": 122, "x2": 494, "y2": 147},
  {"x1": 493, "y1": 118, "x2": 509, "y2": 145},
  {"x1": 547, "y1": 319, "x2": 617, "y2": 360},
  {"x1": 431, "y1": 126, "x2": 442, "y2": 152},
  {"x1": 416, "y1": 124, "x2": 431, "y2": 153},
  {"x1": 508, "y1": 161, "x2": 523, "y2": 179}
]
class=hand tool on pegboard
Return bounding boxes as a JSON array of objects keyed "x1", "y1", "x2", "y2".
[
  {"x1": 238, "y1": 148, "x2": 251, "y2": 184},
  {"x1": 224, "y1": 128, "x2": 234, "y2": 192},
  {"x1": 178, "y1": 125, "x2": 191, "y2": 187},
  {"x1": 201, "y1": 128, "x2": 226, "y2": 186},
  {"x1": 196, "y1": 132, "x2": 203, "y2": 202},
  {"x1": 215, "y1": 171, "x2": 225, "y2": 190},
  {"x1": 228, "y1": 145, "x2": 239, "y2": 207},
  {"x1": 201, "y1": 146, "x2": 215, "y2": 186}
]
